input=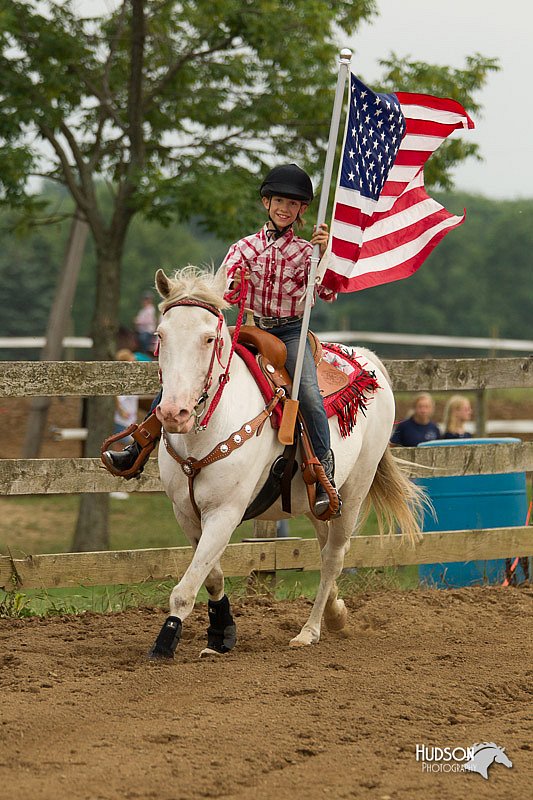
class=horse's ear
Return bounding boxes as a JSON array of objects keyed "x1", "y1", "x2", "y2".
[
  {"x1": 155, "y1": 268, "x2": 172, "y2": 299},
  {"x1": 213, "y1": 264, "x2": 227, "y2": 299}
]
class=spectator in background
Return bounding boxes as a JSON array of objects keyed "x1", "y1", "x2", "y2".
[
  {"x1": 442, "y1": 395, "x2": 473, "y2": 439},
  {"x1": 390, "y1": 392, "x2": 440, "y2": 447},
  {"x1": 110, "y1": 349, "x2": 140, "y2": 500},
  {"x1": 134, "y1": 291, "x2": 157, "y2": 355},
  {"x1": 112, "y1": 349, "x2": 139, "y2": 446}
]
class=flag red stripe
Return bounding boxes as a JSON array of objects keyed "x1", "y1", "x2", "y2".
[
  {"x1": 331, "y1": 237, "x2": 361, "y2": 261},
  {"x1": 334, "y1": 203, "x2": 367, "y2": 225},
  {"x1": 371, "y1": 183, "x2": 458, "y2": 224},
  {"x1": 334, "y1": 179, "x2": 453, "y2": 223},
  {"x1": 333, "y1": 202, "x2": 369, "y2": 227},
  {"x1": 353, "y1": 207, "x2": 457, "y2": 260},
  {"x1": 393, "y1": 149, "x2": 432, "y2": 167},
  {"x1": 395, "y1": 92, "x2": 475, "y2": 126},
  {"x1": 324, "y1": 219, "x2": 464, "y2": 293},
  {"x1": 379, "y1": 179, "x2": 411, "y2": 196},
  {"x1": 405, "y1": 118, "x2": 467, "y2": 138},
  {"x1": 332, "y1": 181, "x2": 448, "y2": 232}
]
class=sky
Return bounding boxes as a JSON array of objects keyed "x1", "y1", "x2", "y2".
[
  {"x1": 350, "y1": 0, "x2": 531, "y2": 200},
  {"x1": 77, "y1": 0, "x2": 531, "y2": 200}
]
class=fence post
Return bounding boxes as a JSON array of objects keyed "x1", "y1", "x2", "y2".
[
  {"x1": 246, "y1": 520, "x2": 277, "y2": 592},
  {"x1": 475, "y1": 388, "x2": 487, "y2": 436}
]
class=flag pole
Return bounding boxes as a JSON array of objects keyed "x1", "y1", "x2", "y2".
[{"x1": 278, "y1": 48, "x2": 351, "y2": 445}]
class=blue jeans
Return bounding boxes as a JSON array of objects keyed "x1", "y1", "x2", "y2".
[
  {"x1": 113, "y1": 422, "x2": 134, "y2": 444},
  {"x1": 149, "y1": 391, "x2": 162, "y2": 415},
  {"x1": 273, "y1": 320, "x2": 330, "y2": 460}
]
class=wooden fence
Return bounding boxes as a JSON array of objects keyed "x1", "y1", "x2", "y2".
[{"x1": 0, "y1": 356, "x2": 531, "y2": 591}]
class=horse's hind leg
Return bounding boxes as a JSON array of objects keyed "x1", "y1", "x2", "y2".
[
  {"x1": 324, "y1": 584, "x2": 349, "y2": 632},
  {"x1": 201, "y1": 561, "x2": 237, "y2": 657},
  {"x1": 290, "y1": 512, "x2": 355, "y2": 647},
  {"x1": 310, "y1": 519, "x2": 348, "y2": 633}
]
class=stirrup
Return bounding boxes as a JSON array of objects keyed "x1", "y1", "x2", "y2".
[
  {"x1": 101, "y1": 415, "x2": 161, "y2": 479},
  {"x1": 312, "y1": 448, "x2": 342, "y2": 520},
  {"x1": 314, "y1": 485, "x2": 342, "y2": 519}
]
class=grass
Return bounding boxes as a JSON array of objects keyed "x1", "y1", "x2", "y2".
[{"x1": 0, "y1": 566, "x2": 419, "y2": 619}]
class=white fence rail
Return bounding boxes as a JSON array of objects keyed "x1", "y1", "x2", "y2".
[{"x1": 2, "y1": 332, "x2": 533, "y2": 352}]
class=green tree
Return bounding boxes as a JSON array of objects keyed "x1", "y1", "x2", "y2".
[{"x1": 0, "y1": 0, "x2": 497, "y2": 550}]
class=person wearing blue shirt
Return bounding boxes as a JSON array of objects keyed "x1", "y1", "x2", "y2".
[{"x1": 390, "y1": 392, "x2": 441, "y2": 447}]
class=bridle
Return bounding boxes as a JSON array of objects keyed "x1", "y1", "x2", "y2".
[
  {"x1": 159, "y1": 298, "x2": 227, "y2": 432},
  {"x1": 158, "y1": 268, "x2": 248, "y2": 433}
]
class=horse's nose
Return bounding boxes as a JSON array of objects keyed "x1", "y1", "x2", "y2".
[
  {"x1": 157, "y1": 405, "x2": 190, "y2": 423},
  {"x1": 156, "y1": 399, "x2": 195, "y2": 428}
]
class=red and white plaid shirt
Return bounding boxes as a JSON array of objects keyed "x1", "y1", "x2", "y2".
[{"x1": 222, "y1": 225, "x2": 337, "y2": 317}]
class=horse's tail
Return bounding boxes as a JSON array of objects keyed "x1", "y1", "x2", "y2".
[{"x1": 361, "y1": 447, "x2": 428, "y2": 546}]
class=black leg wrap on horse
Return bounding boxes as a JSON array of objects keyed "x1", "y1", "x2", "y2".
[
  {"x1": 148, "y1": 615, "x2": 182, "y2": 659},
  {"x1": 206, "y1": 595, "x2": 237, "y2": 654}
]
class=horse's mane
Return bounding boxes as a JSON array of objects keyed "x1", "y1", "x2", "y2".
[
  {"x1": 157, "y1": 266, "x2": 229, "y2": 314},
  {"x1": 471, "y1": 742, "x2": 501, "y2": 753}
]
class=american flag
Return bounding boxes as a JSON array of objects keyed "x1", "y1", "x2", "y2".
[{"x1": 322, "y1": 72, "x2": 475, "y2": 293}]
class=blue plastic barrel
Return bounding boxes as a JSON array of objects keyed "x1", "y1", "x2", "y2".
[{"x1": 417, "y1": 438, "x2": 528, "y2": 588}]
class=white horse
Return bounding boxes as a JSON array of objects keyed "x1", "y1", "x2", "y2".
[{"x1": 148, "y1": 266, "x2": 425, "y2": 658}]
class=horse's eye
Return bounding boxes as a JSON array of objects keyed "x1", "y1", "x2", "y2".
[{"x1": 206, "y1": 336, "x2": 215, "y2": 344}]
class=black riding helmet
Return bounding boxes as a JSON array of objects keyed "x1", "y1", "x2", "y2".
[{"x1": 260, "y1": 164, "x2": 314, "y2": 203}]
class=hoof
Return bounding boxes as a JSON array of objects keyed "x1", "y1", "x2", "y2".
[
  {"x1": 148, "y1": 615, "x2": 182, "y2": 660},
  {"x1": 289, "y1": 629, "x2": 319, "y2": 648},
  {"x1": 324, "y1": 600, "x2": 348, "y2": 632},
  {"x1": 199, "y1": 647, "x2": 226, "y2": 658}
]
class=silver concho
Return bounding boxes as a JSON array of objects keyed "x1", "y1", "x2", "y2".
[
  {"x1": 266, "y1": 364, "x2": 275, "y2": 373},
  {"x1": 182, "y1": 463, "x2": 194, "y2": 476},
  {"x1": 233, "y1": 434, "x2": 242, "y2": 444},
  {"x1": 220, "y1": 443, "x2": 229, "y2": 453},
  {"x1": 244, "y1": 424, "x2": 252, "y2": 434}
]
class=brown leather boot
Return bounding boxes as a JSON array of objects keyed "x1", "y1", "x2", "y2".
[{"x1": 101, "y1": 413, "x2": 162, "y2": 479}]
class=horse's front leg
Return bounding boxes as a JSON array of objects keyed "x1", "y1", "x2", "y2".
[
  {"x1": 149, "y1": 508, "x2": 239, "y2": 659},
  {"x1": 200, "y1": 560, "x2": 237, "y2": 657}
]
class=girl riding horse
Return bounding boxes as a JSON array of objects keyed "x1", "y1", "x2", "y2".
[{"x1": 103, "y1": 164, "x2": 341, "y2": 515}]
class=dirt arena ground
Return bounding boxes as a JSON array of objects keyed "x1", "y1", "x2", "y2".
[{"x1": 1, "y1": 588, "x2": 531, "y2": 800}]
